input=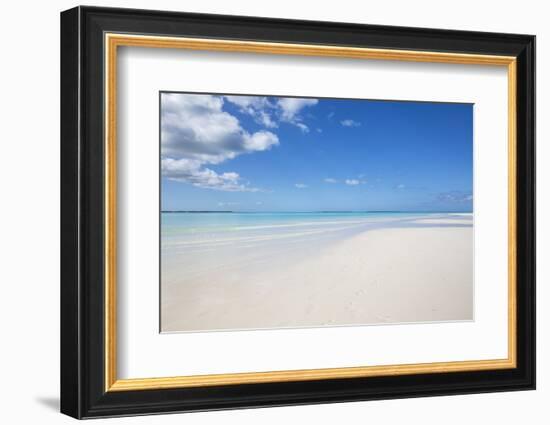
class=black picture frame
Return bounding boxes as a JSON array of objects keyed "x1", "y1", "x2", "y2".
[{"x1": 61, "y1": 5, "x2": 535, "y2": 419}]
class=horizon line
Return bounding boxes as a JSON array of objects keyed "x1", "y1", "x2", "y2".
[{"x1": 161, "y1": 210, "x2": 474, "y2": 213}]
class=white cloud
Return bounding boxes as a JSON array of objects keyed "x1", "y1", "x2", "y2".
[
  {"x1": 161, "y1": 93, "x2": 279, "y2": 164},
  {"x1": 243, "y1": 130, "x2": 279, "y2": 151},
  {"x1": 218, "y1": 201, "x2": 239, "y2": 207},
  {"x1": 437, "y1": 191, "x2": 473, "y2": 202},
  {"x1": 225, "y1": 95, "x2": 319, "y2": 133},
  {"x1": 277, "y1": 97, "x2": 318, "y2": 132},
  {"x1": 397, "y1": 184, "x2": 406, "y2": 189},
  {"x1": 295, "y1": 183, "x2": 308, "y2": 189},
  {"x1": 161, "y1": 93, "x2": 322, "y2": 191},
  {"x1": 257, "y1": 111, "x2": 277, "y2": 128},
  {"x1": 161, "y1": 158, "x2": 259, "y2": 192},
  {"x1": 224, "y1": 95, "x2": 272, "y2": 111},
  {"x1": 161, "y1": 93, "x2": 279, "y2": 191},
  {"x1": 278, "y1": 98, "x2": 318, "y2": 120},
  {"x1": 345, "y1": 179, "x2": 360, "y2": 185},
  {"x1": 224, "y1": 95, "x2": 278, "y2": 128},
  {"x1": 341, "y1": 119, "x2": 361, "y2": 127},
  {"x1": 324, "y1": 177, "x2": 366, "y2": 185}
]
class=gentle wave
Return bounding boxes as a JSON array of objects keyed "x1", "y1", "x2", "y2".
[
  {"x1": 161, "y1": 213, "x2": 468, "y2": 252},
  {"x1": 162, "y1": 221, "x2": 373, "y2": 249},
  {"x1": 162, "y1": 219, "x2": 382, "y2": 236}
]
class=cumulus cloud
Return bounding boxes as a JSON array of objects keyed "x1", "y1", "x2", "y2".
[
  {"x1": 161, "y1": 93, "x2": 279, "y2": 191},
  {"x1": 243, "y1": 131, "x2": 280, "y2": 151},
  {"x1": 277, "y1": 98, "x2": 318, "y2": 132},
  {"x1": 225, "y1": 95, "x2": 319, "y2": 133},
  {"x1": 161, "y1": 93, "x2": 279, "y2": 164},
  {"x1": 257, "y1": 112, "x2": 277, "y2": 128},
  {"x1": 161, "y1": 158, "x2": 259, "y2": 192},
  {"x1": 161, "y1": 93, "x2": 322, "y2": 191},
  {"x1": 278, "y1": 98, "x2": 318, "y2": 120},
  {"x1": 224, "y1": 95, "x2": 272, "y2": 111},
  {"x1": 324, "y1": 178, "x2": 338, "y2": 183},
  {"x1": 345, "y1": 179, "x2": 360, "y2": 185},
  {"x1": 341, "y1": 119, "x2": 361, "y2": 127},
  {"x1": 295, "y1": 183, "x2": 308, "y2": 189},
  {"x1": 224, "y1": 95, "x2": 278, "y2": 128}
]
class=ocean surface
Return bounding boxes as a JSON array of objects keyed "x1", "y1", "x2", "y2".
[
  {"x1": 160, "y1": 212, "x2": 473, "y2": 332},
  {"x1": 161, "y1": 212, "x2": 469, "y2": 258}
]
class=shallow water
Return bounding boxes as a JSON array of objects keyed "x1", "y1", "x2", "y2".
[
  {"x1": 160, "y1": 212, "x2": 473, "y2": 332},
  {"x1": 161, "y1": 212, "x2": 465, "y2": 250},
  {"x1": 161, "y1": 212, "x2": 471, "y2": 282}
]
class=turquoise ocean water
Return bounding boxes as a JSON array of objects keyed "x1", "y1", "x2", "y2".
[
  {"x1": 160, "y1": 211, "x2": 473, "y2": 331},
  {"x1": 160, "y1": 212, "x2": 469, "y2": 257}
]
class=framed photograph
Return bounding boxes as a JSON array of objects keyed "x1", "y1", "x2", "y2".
[{"x1": 60, "y1": 6, "x2": 535, "y2": 419}]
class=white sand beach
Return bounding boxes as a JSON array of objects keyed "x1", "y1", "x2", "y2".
[{"x1": 161, "y1": 214, "x2": 473, "y2": 332}]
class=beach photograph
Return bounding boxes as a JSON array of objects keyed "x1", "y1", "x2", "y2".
[{"x1": 160, "y1": 92, "x2": 473, "y2": 333}]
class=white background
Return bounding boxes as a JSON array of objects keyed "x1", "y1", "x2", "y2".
[
  {"x1": 0, "y1": 0, "x2": 545, "y2": 424},
  {"x1": 119, "y1": 48, "x2": 508, "y2": 378}
]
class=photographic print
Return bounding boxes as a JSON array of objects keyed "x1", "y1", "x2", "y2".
[
  {"x1": 61, "y1": 9, "x2": 535, "y2": 417},
  {"x1": 160, "y1": 92, "x2": 474, "y2": 333}
]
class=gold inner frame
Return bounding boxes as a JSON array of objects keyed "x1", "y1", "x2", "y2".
[{"x1": 104, "y1": 33, "x2": 517, "y2": 392}]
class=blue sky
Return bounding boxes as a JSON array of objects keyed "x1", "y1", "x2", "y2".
[{"x1": 161, "y1": 92, "x2": 473, "y2": 212}]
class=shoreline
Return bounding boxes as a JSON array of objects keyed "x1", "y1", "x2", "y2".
[{"x1": 161, "y1": 214, "x2": 473, "y2": 333}]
